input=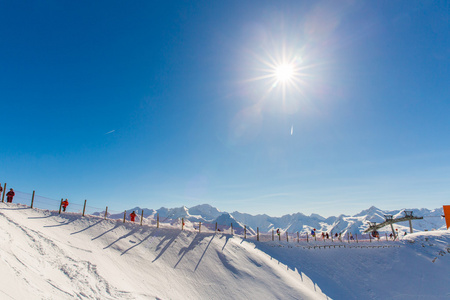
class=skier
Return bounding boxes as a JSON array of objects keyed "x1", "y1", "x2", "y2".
[
  {"x1": 61, "y1": 199, "x2": 69, "y2": 212},
  {"x1": 130, "y1": 211, "x2": 137, "y2": 222},
  {"x1": 276, "y1": 229, "x2": 281, "y2": 237},
  {"x1": 0, "y1": 183, "x2": 2, "y2": 195},
  {"x1": 326, "y1": 232, "x2": 329, "y2": 239},
  {"x1": 310, "y1": 229, "x2": 315, "y2": 237},
  {"x1": 6, "y1": 188, "x2": 15, "y2": 203}
]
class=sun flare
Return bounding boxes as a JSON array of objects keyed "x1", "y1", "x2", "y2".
[
  {"x1": 244, "y1": 40, "x2": 315, "y2": 108},
  {"x1": 274, "y1": 63, "x2": 294, "y2": 82}
]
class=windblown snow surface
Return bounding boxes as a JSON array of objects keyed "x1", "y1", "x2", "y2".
[{"x1": 0, "y1": 203, "x2": 449, "y2": 300}]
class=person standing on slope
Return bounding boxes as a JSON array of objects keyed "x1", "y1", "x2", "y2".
[
  {"x1": 0, "y1": 183, "x2": 3, "y2": 196},
  {"x1": 61, "y1": 199, "x2": 69, "y2": 212},
  {"x1": 130, "y1": 211, "x2": 137, "y2": 222},
  {"x1": 6, "y1": 188, "x2": 15, "y2": 203}
]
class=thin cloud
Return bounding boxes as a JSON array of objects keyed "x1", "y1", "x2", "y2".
[{"x1": 105, "y1": 130, "x2": 116, "y2": 135}]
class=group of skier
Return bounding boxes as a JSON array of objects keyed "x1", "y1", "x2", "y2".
[
  {"x1": 0, "y1": 184, "x2": 15, "y2": 203},
  {"x1": 1, "y1": 185, "x2": 70, "y2": 212},
  {"x1": 275, "y1": 228, "x2": 346, "y2": 241},
  {"x1": 0, "y1": 185, "x2": 141, "y2": 223},
  {"x1": 310, "y1": 228, "x2": 339, "y2": 240},
  {"x1": 59, "y1": 201, "x2": 138, "y2": 223}
]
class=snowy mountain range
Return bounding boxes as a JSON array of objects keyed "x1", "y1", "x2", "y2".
[{"x1": 97, "y1": 204, "x2": 446, "y2": 235}]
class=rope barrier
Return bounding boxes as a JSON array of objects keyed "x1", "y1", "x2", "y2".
[{"x1": 0, "y1": 185, "x2": 421, "y2": 247}]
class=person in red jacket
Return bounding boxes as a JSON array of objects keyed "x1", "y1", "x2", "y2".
[
  {"x1": 61, "y1": 199, "x2": 69, "y2": 212},
  {"x1": 6, "y1": 188, "x2": 15, "y2": 203},
  {"x1": 0, "y1": 183, "x2": 3, "y2": 195},
  {"x1": 130, "y1": 211, "x2": 137, "y2": 222}
]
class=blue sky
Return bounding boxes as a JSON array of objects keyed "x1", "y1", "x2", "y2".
[{"x1": 1, "y1": 1, "x2": 449, "y2": 217}]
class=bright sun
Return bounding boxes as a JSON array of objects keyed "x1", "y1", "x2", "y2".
[{"x1": 274, "y1": 63, "x2": 294, "y2": 82}]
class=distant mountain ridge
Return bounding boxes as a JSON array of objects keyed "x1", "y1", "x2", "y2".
[{"x1": 96, "y1": 204, "x2": 446, "y2": 235}]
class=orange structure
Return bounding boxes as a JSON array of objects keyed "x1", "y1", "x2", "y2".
[{"x1": 443, "y1": 205, "x2": 450, "y2": 229}]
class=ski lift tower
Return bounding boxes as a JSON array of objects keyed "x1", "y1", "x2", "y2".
[
  {"x1": 384, "y1": 215, "x2": 397, "y2": 239},
  {"x1": 403, "y1": 211, "x2": 420, "y2": 233},
  {"x1": 364, "y1": 211, "x2": 423, "y2": 237}
]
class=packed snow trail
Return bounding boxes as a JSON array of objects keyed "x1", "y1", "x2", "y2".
[{"x1": 0, "y1": 203, "x2": 327, "y2": 299}]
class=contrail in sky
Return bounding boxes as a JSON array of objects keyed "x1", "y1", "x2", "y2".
[
  {"x1": 290, "y1": 125, "x2": 293, "y2": 135},
  {"x1": 105, "y1": 130, "x2": 115, "y2": 135}
]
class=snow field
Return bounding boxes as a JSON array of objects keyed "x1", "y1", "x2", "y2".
[
  {"x1": 257, "y1": 232, "x2": 450, "y2": 299},
  {"x1": 1, "y1": 202, "x2": 449, "y2": 299},
  {"x1": 0, "y1": 203, "x2": 327, "y2": 299}
]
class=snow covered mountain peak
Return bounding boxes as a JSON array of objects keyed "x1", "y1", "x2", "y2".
[{"x1": 111, "y1": 204, "x2": 446, "y2": 235}]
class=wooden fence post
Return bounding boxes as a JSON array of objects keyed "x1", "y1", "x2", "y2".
[
  {"x1": 82, "y1": 200, "x2": 87, "y2": 216},
  {"x1": 59, "y1": 198, "x2": 63, "y2": 214},
  {"x1": 231, "y1": 223, "x2": 233, "y2": 235},
  {"x1": 2, "y1": 183, "x2": 6, "y2": 202},
  {"x1": 123, "y1": 210, "x2": 126, "y2": 223},
  {"x1": 297, "y1": 232, "x2": 299, "y2": 243},
  {"x1": 272, "y1": 229, "x2": 274, "y2": 241},
  {"x1": 215, "y1": 222, "x2": 217, "y2": 233},
  {"x1": 199, "y1": 221, "x2": 201, "y2": 233},
  {"x1": 257, "y1": 227, "x2": 259, "y2": 242},
  {"x1": 140, "y1": 210, "x2": 144, "y2": 226},
  {"x1": 348, "y1": 233, "x2": 350, "y2": 243},
  {"x1": 356, "y1": 233, "x2": 358, "y2": 243},
  {"x1": 30, "y1": 190, "x2": 35, "y2": 208},
  {"x1": 157, "y1": 213, "x2": 159, "y2": 228},
  {"x1": 369, "y1": 233, "x2": 372, "y2": 243},
  {"x1": 104, "y1": 206, "x2": 108, "y2": 220},
  {"x1": 244, "y1": 225, "x2": 246, "y2": 239},
  {"x1": 286, "y1": 231, "x2": 289, "y2": 242},
  {"x1": 307, "y1": 232, "x2": 309, "y2": 243}
]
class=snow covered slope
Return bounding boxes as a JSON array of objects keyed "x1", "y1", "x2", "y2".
[
  {"x1": 1, "y1": 203, "x2": 449, "y2": 300},
  {"x1": 0, "y1": 203, "x2": 326, "y2": 300},
  {"x1": 258, "y1": 232, "x2": 450, "y2": 299}
]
